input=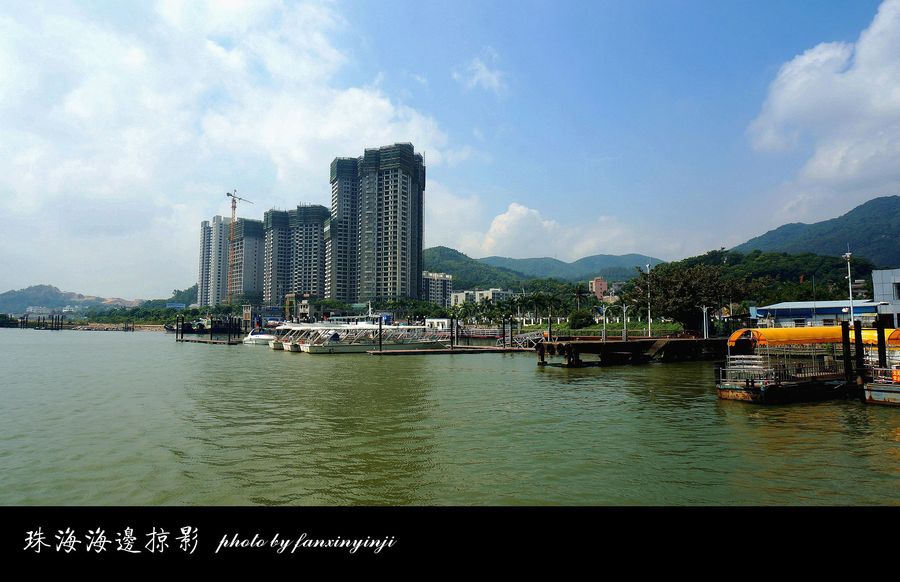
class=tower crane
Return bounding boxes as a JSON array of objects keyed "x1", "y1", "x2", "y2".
[{"x1": 226, "y1": 189, "x2": 253, "y2": 305}]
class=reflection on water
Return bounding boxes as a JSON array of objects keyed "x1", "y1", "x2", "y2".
[{"x1": 0, "y1": 328, "x2": 897, "y2": 505}]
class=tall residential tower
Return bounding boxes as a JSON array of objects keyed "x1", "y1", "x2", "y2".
[
  {"x1": 228, "y1": 218, "x2": 265, "y2": 303},
  {"x1": 325, "y1": 143, "x2": 425, "y2": 303},
  {"x1": 197, "y1": 215, "x2": 232, "y2": 307},
  {"x1": 263, "y1": 205, "x2": 330, "y2": 306}
]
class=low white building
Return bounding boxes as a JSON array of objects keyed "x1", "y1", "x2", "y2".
[
  {"x1": 425, "y1": 318, "x2": 452, "y2": 330},
  {"x1": 451, "y1": 288, "x2": 516, "y2": 306},
  {"x1": 475, "y1": 289, "x2": 515, "y2": 303},
  {"x1": 755, "y1": 300, "x2": 883, "y2": 327},
  {"x1": 450, "y1": 291, "x2": 476, "y2": 306}
]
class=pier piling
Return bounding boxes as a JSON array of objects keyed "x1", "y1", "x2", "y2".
[
  {"x1": 853, "y1": 320, "x2": 865, "y2": 382},
  {"x1": 876, "y1": 320, "x2": 887, "y2": 368},
  {"x1": 841, "y1": 322, "x2": 853, "y2": 384}
]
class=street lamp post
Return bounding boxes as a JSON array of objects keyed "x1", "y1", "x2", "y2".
[
  {"x1": 622, "y1": 303, "x2": 632, "y2": 340},
  {"x1": 843, "y1": 250, "x2": 854, "y2": 322},
  {"x1": 601, "y1": 303, "x2": 618, "y2": 342},
  {"x1": 699, "y1": 305, "x2": 711, "y2": 339},
  {"x1": 646, "y1": 263, "x2": 651, "y2": 338}
]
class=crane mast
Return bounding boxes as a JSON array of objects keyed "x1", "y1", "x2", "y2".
[{"x1": 226, "y1": 189, "x2": 253, "y2": 305}]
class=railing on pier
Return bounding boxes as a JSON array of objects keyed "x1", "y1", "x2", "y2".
[
  {"x1": 871, "y1": 367, "x2": 900, "y2": 384},
  {"x1": 719, "y1": 354, "x2": 845, "y2": 384},
  {"x1": 463, "y1": 327, "x2": 502, "y2": 338},
  {"x1": 503, "y1": 331, "x2": 545, "y2": 349}
]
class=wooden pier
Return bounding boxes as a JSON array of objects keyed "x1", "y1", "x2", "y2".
[{"x1": 537, "y1": 337, "x2": 727, "y2": 367}]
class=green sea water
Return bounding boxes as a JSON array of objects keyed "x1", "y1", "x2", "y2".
[{"x1": 1, "y1": 328, "x2": 897, "y2": 505}]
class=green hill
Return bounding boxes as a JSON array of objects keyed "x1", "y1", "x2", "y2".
[
  {"x1": 423, "y1": 247, "x2": 528, "y2": 290},
  {"x1": 0, "y1": 285, "x2": 143, "y2": 314},
  {"x1": 479, "y1": 254, "x2": 664, "y2": 282},
  {"x1": 141, "y1": 285, "x2": 198, "y2": 308},
  {"x1": 732, "y1": 195, "x2": 900, "y2": 268},
  {"x1": 424, "y1": 247, "x2": 663, "y2": 290}
]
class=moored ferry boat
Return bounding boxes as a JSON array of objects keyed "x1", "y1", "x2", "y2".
[
  {"x1": 865, "y1": 367, "x2": 900, "y2": 406},
  {"x1": 267, "y1": 322, "x2": 334, "y2": 352},
  {"x1": 718, "y1": 327, "x2": 858, "y2": 404},
  {"x1": 299, "y1": 323, "x2": 447, "y2": 354},
  {"x1": 718, "y1": 326, "x2": 900, "y2": 404},
  {"x1": 863, "y1": 328, "x2": 900, "y2": 406}
]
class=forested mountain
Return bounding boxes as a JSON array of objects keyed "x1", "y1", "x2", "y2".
[
  {"x1": 733, "y1": 196, "x2": 900, "y2": 268},
  {"x1": 480, "y1": 254, "x2": 664, "y2": 282},
  {"x1": 424, "y1": 247, "x2": 528, "y2": 290}
]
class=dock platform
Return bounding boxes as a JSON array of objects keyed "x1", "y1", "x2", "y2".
[
  {"x1": 176, "y1": 338, "x2": 243, "y2": 345},
  {"x1": 538, "y1": 337, "x2": 727, "y2": 367},
  {"x1": 368, "y1": 346, "x2": 531, "y2": 356}
]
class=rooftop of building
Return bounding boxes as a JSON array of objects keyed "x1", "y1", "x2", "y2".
[{"x1": 760, "y1": 300, "x2": 882, "y2": 309}]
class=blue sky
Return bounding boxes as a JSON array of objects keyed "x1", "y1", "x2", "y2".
[{"x1": 1, "y1": 0, "x2": 897, "y2": 298}]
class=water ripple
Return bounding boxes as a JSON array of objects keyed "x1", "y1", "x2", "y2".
[{"x1": 1, "y1": 329, "x2": 898, "y2": 505}]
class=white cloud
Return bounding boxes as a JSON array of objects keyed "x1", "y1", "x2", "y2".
[
  {"x1": 0, "y1": 0, "x2": 465, "y2": 298},
  {"x1": 451, "y1": 202, "x2": 637, "y2": 261},
  {"x1": 748, "y1": 0, "x2": 900, "y2": 219},
  {"x1": 423, "y1": 180, "x2": 485, "y2": 254},
  {"x1": 453, "y1": 48, "x2": 507, "y2": 96}
]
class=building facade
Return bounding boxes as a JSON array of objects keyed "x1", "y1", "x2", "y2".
[
  {"x1": 475, "y1": 288, "x2": 515, "y2": 304},
  {"x1": 873, "y1": 268, "x2": 900, "y2": 327},
  {"x1": 289, "y1": 205, "x2": 330, "y2": 299},
  {"x1": 325, "y1": 158, "x2": 360, "y2": 304},
  {"x1": 450, "y1": 291, "x2": 476, "y2": 307},
  {"x1": 263, "y1": 210, "x2": 292, "y2": 306},
  {"x1": 228, "y1": 218, "x2": 264, "y2": 303},
  {"x1": 589, "y1": 276, "x2": 609, "y2": 300},
  {"x1": 263, "y1": 205, "x2": 330, "y2": 306},
  {"x1": 198, "y1": 215, "x2": 231, "y2": 307},
  {"x1": 422, "y1": 271, "x2": 453, "y2": 307},
  {"x1": 198, "y1": 220, "x2": 211, "y2": 306},
  {"x1": 450, "y1": 289, "x2": 515, "y2": 306},
  {"x1": 326, "y1": 143, "x2": 425, "y2": 303}
]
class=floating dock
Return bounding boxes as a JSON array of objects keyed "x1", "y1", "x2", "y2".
[{"x1": 368, "y1": 346, "x2": 531, "y2": 356}]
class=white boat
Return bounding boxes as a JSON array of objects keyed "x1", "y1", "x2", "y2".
[
  {"x1": 243, "y1": 328, "x2": 277, "y2": 345},
  {"x1": 268, "y1": 322, "x2": 330, "y2": 351}
]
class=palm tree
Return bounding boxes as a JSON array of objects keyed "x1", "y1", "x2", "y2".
[
  {"x1": 457, "y1": 302, "x2": 474, "y2": 324},
  {"x1": 572, "y1": 283, "x2": 589, "y2": 310},
  {"x1": 529, "y1": 292, "x2": 547, "y2": 324}
]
